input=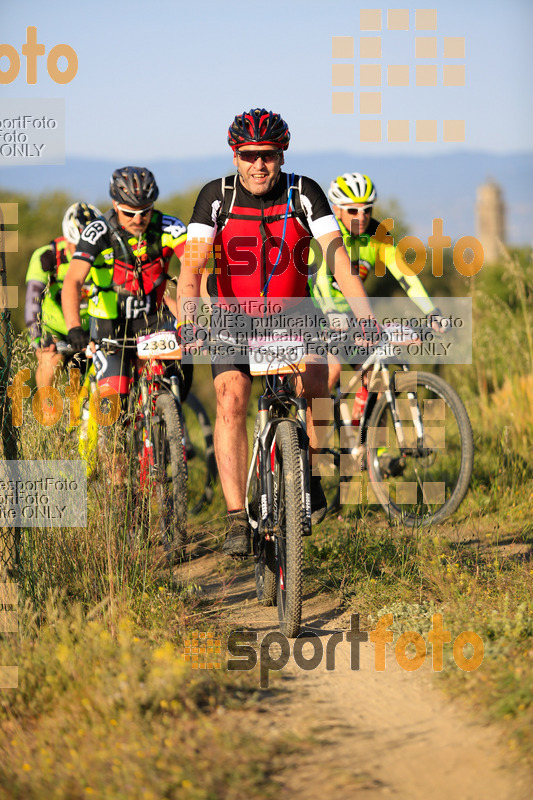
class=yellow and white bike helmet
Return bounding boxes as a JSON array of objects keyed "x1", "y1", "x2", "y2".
[{"x1": 328, "y1": 173, "x2": 377, "y2": 205}]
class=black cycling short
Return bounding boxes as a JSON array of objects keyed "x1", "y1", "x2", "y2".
[
  {"x1": 209, "y1": 302, "x2": 328, "y2": 381},
  {"x1": 90, "y1": 308, "x2": 193, "y2": 400}
]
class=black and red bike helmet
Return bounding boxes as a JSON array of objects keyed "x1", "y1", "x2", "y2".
[
  {"x1": 109, "y1": 166, "x2": 159, "y2": 206},
  {"x1": 228, "y1": 108, "x2": 290, "y2": 151}
]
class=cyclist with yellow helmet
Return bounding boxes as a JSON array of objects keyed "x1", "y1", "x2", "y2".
[
  {"x1": 25, "y1": 202, "x2": 102, "y2": 387},
  {"x1": 311, "y1": 172, "x2": 447, "y2": 390}
]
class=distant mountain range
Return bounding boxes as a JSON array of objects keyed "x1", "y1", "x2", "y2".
[{"x1": 2, "y1": 151, "x2": 532, "y2": 244}]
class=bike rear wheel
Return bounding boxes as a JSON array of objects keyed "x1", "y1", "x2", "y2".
[
  {"x1": 367, "y1": 371, "x2": 473, "y2": 526},
  {"x1": 183, "y1": 393, "x2": 217, "y2": 514},
  {"x1": 152, "y1": 393, "x2": 188, "y2": 554},
  {"x1": 274, "y1": 420, "x2": 304, "y2": 638}
]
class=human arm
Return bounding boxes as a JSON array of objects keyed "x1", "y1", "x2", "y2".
[
  {"x1": 175, "y1": 183, "x2": 219, "y2": 325},
  {"x1": 159, "y1": 214, "x2": 188, "y2": 320},
  {"x1": 310, "y1": 248, "x2": 341, "y2": 315},
  {"x1": 62, "y1": 215, "x2": 110, "y2": 337},
  {"x1": 24, "y1": 279, "x2": 46, "y2": 346},
  {"x1": 299, "y1": 177, "x2": 375, "y2": 325},
  {"x1": 379, "y1": 242, "x2": 449, "y2": 329},
  {"x1": 175, "y1": 236, "x2": 212, "y2": 325},
  {"x1": 62, "y1": 258, "x2": 91, "y2": 331},
  {"x1": 381, "y1": 243, "x2": 436, "y2": 315},
  {"x1": 317, "y1": 230, "x2": 376, "y2": 323},
  {"x1": 25, "y1": 244, "x2": 55, "y2": 346}
]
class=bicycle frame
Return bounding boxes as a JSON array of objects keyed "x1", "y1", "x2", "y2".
[
  {"x1": 246, "y1": 374, "x2": 312, "y2": 539},
  {"x1": 129, "y1": 346, "x2": 184, "y2": 484},
  {"x1": 335, "y1": 335, "x2": 426, "y2": 455}
]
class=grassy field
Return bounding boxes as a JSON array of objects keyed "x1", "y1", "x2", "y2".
[
  {"x1": 0, "y1": 368, "x2": 287, "y2": 799},
  {"x1": 305, "y1": 247, "x2": 533, "y2": 760},
  {"x1": 0, "y1": 246, "x2": 532, "y2": 794}
]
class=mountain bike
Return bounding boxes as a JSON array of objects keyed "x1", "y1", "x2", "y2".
[
  {"x1": 129, "y1": 329, "x2": 188, "y2": 555},
  {"x1": 59, "y1": 339, "x2": 217, "y2": 518},
  {"x1": 323, "y1": 325, "x2": 474, "y2": 526},
  {"x1": 60, "y1": 331, "x2": 188, "y2": 555},
  {"x1": 245, "y1": 332, "x2": 311, "y2": 638}
]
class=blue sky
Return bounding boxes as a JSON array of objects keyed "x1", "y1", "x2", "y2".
[{"x1": 2, "y1": 0, "x2": 532, "y2": 161}]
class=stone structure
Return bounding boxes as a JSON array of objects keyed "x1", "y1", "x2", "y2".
[{"x1": 476, "y1": 180, "x2": 506, "y2": 265}]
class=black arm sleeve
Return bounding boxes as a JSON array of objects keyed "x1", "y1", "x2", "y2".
[{"x1": 25, "y1": 279, "x2": 46, "y2": 339}]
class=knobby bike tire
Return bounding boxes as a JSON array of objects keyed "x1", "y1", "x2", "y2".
[
  {"x1": 366, "y1": 371, "x2": 474, "y2": 526},
  {"x1": 153, "y1": 393, "x2": 188, "y2": 552},
  {"x1": 274, "y1": 420, "x2": 304, "y2": 638},
  {"x1": 183, "y1": 393, "x2": 217, "y2": 514}
]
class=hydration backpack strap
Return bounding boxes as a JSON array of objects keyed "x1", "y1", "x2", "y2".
[
  {"x1": 216, "y1": 174, "x2": 238, "y2": 231},
  {"x1": 289, "y1": 174, "x2": 310, "y2": 232}
]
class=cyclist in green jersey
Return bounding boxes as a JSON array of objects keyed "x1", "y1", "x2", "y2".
[
  {"x1": 25, "y1": 202, "x2": 102, "y2": 387},
  {"x1": 63, "y1": 167, "x2": 189, "y2": 406},
  {"x1": 311, "y1": 172, "x2": 448, "y2": 391}
]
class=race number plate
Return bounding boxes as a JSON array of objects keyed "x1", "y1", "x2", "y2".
[
  {"x1": 248, "y1": 331, "x2": 306, "y2": 376},
  {"x1": 136, "y1": 330, "x2": 181, "y2": 360}
]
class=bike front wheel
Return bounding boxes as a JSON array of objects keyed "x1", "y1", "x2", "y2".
[
  {"x1": 274, "y1": 420, "x2": 304, "y2": 637},
  {"x1": 366, "y1": 371, "x2": 473, "y2": 526}
]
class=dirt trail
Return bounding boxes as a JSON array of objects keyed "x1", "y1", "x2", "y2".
[{"x1": 178, "y1": 541, "x2": 530, "y2": 800}]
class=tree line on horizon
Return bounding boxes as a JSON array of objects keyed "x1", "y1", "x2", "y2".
[{"x1": 1, "y1": 184, "x2": 499, "y2": 338}]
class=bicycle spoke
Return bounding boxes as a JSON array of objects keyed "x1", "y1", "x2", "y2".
[{"x1": 367, "y1": 371, "x2": 473, "y2": 526}]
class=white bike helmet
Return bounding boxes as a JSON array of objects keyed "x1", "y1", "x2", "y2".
[
  {"x1": 62, "y1": 202, "x2": 102, "y2": 244},
  {"x1": 328, "y1": 173, "x2": 377, "y2": 205}
]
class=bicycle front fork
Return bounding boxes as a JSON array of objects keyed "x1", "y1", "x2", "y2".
[{"x1": 254, "y1": 398, "x2": 311, "y2": 538}]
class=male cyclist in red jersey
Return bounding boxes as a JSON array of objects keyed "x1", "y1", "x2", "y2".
[
  {"x1": 62, "y1": 166, "x2": 191, "y2": 406},
  {"x1": 177, "y1": 109, "x2": 378, "y2": 557}
]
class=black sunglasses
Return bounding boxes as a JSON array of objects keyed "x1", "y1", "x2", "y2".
[{"x1": 236, "y1": 150, "x2": 281, "y2": 164}]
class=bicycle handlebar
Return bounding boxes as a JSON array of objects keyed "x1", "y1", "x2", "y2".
[
  {"x1": 56, "y1": 340, "x2": 77, "y2": 356},
  {"x1": 56, "y1": 337, "x2": 137, "y2": 358}
]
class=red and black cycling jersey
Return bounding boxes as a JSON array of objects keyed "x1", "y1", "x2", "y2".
[
  {"x1": 73, "y1": 209, "x2": 187, "y2": 319},
  {"x1": 188, "y1": 172, "x2": 338, "y2": 313}
]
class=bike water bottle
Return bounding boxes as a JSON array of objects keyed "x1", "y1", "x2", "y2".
[{"x1": 352, "y1": 385, "x2": 368, "y2": 427}]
